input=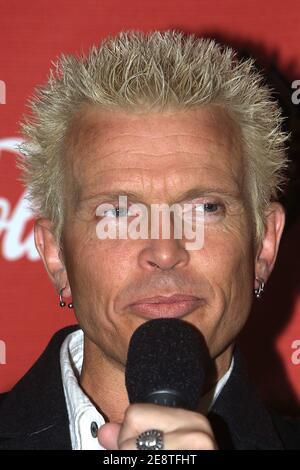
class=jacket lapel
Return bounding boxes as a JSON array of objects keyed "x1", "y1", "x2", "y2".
[
  {"x1": 0, "y1": 325, "x2": 79, "y2": 449},
  {"x1": 209, "y1": 348, "x2": 284, "y2": 449}
]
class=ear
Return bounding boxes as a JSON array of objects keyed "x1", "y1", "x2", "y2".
[
  {"x1": 34, "y1": 218, "x2": 72, "y2": 297},
  {"x1": 254, "y1": 202, "x2": 286, "y2": 289}
]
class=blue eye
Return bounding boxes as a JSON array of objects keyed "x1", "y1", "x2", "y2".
[
  {"x1": 104, "y1": 206, "x2": 128, "y2": 218},
  {"x1": 194, "y1": 203, "x2": 220, "y2": 213},
  {"x1": 203, "y1": 203, "x2": 219, "y2": 213}
]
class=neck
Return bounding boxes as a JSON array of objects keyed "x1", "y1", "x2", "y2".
[
  {"x1": 80, "y1": 334, "x2": 234, "y2": 423},
  {"x1": 204, "y1": 345, "x2": 234, "y2": 395},
  {"x1": 80, "y1": 337, "x2": 129, "y2": 423}
]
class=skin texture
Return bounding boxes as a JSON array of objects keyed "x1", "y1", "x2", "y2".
[{"x1": 35, "y1": 105, "x2": 286, "y2": 449}]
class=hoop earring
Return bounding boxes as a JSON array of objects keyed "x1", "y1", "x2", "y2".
[
  {"x1": 254, "y1": 278, "x2": 265, "y2": 299},
  {"x1": 59, "y1": 287, "x2": 74, "y2": 309}
]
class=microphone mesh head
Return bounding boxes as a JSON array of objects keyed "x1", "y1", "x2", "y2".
[{"x1": 125, "y1": 318, "x2": 209, "y2": 411}]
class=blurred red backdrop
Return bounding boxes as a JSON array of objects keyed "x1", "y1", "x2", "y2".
[{"x1": 0, "y1": 0, "x2": 299, "y2": 415}]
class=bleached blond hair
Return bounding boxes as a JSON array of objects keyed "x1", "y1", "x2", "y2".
[{"x1": 18, "y1": 30, "x2": 289, "y2": 247}]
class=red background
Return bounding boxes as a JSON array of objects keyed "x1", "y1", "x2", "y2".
[{"x1": 0, "y1": 0, "x2": 299, "y2": 415}]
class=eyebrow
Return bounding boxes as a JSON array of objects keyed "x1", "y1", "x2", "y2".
[{"x1": 79, "y1": 186, "x2": 242, "y2": 206}]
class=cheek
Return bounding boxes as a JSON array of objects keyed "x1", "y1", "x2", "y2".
[
  {"x1": 202, "y1": 214, "x2": 254, "y2": 280},
  {"x1": 62, "y1": 236, "x2": 139, "y2": 361},
  {"x1": 193, "y1": 225, "x2": 255, "y2": 351},
  {"x1": 215, "y1": 241, "x2": 252, "y2": 282},
  {"x1": 66, "y1": 237, "x2": 133, "y2": 301}
]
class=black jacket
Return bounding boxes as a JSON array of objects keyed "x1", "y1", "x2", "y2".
[{"x1": 0, "y1": 325, "x2": 299, "y2": 450}]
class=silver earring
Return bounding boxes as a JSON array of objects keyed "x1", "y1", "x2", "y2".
[
  {"x1": 59, "y1": 288, "x2": 74, "y2": 309},
  {"x1": 254, "y1": 278, "x2": 265, "y2": 299}
]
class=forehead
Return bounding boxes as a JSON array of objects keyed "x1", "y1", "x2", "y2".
[{"x1": 64, "y1": 105, "x2": 244, "y2": 199}]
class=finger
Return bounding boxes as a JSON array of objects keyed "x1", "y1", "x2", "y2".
[
  {"x1": 119, "y1": 429, "x2": 218, "y2": 451},
  {"x1": 98, "y1": 422, "x2": 121, "y2": 450},
  {"x1": 118, "y1": 404, "x2": 213, "y2": 444}
]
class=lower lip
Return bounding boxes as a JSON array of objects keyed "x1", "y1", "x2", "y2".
[{"x1": 128, "y1": 299, "x2": 203, "y2": 319}]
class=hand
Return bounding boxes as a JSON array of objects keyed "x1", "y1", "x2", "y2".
[{"x1": 98, "y1": 403, "x2": 218, "y2": 450}]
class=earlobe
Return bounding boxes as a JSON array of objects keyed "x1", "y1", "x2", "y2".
[
  {"x1": 34, "y1": 218, "x2": 70, "y2": 294},
  {"x1": 254, "y1": 202, "x2": 286, "y2": 287}
]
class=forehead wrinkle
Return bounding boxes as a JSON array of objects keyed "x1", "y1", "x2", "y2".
[
  {"x1": 78, "y1": 160, "x2": 240, "y2": 185},
  {"x1": 69, "y1": 150, "x2": 244, "y2": 209},
  {"x1": 68, "y1": 111, "x2": 241, "y2": 157},
  {"x1": 66, "y1": 101, "x2": 242, "y2": 152},
  {"x1": 71, "y1": 149, "x2": 241, "y2": 196},
  {"x1": 64, "y1": 105, "x2": 244, "y2": 207},
  {"x1": 65, "y1": 105, "x2": 243, "y2": 171},
  {"x1": 84, "y1": 132, "x2": 237, "y2": 159},
  {"x1": 72, "y1": 137, "x2": 241, "y2": 196},
  {"x1": 74, "y1": 125, "x2": 243, "y2": 171},
  {"x1": 78, "y1": 163, "x2": 243, "y2": 206}
]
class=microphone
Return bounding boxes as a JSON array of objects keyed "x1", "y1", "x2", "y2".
[{"x1": 125, "y1": 318, "x2": 209, "y2": 411}]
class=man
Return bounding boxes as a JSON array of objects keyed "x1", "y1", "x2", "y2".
[{"x1": 0, "y1": 30, "x2": 299, "y2": 450}]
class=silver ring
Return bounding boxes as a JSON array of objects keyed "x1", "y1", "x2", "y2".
[{"x1": 136, "y1": 429, "x2": 164, "y2": 450}]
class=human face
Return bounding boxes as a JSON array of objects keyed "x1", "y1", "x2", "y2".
[{"x1": 61, "y1": 105, "x2": 255, "y2": 369}]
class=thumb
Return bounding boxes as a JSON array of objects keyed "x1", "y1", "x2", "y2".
[{"x1": 98, "y1": 422, "x2": 121, "y2": 450}]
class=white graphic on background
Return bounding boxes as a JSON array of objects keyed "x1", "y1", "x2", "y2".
[
  {"x1": 0, "y1": 80, "x2": 6, "y2": 104},
  {"x1": 0, "y1": 340, "x2": 6, "y2": 365},
  {"x1": 0, "y1": 138, "x2": 39, "y2": 261},
  {"x1": 291, "y1": 339, "x2": 300, "y2": 365}
]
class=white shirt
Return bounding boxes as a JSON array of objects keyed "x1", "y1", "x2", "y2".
[{"x1": 60, "y1": 329, "x2": 234, "y2": 450}]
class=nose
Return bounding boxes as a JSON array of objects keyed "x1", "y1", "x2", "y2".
[{"x1": 138, "y1": 238, "x2": 190, "y2": 272}]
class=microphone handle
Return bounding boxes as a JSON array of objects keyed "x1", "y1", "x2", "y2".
[{"x1": 143, "y1": 389, "x2": 191, "y2": 410}]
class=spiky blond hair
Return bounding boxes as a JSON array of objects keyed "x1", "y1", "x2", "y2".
[{"x1": 18, "y1": 30, "x2": 289, "y2": 246}]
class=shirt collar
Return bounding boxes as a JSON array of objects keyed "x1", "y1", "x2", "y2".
[
  {"x1": 60, "y1": 328, "x2": 234, "y2": 450},
  {"x1": 60, "y1": 329, "x2": 105, "y2": 450}
]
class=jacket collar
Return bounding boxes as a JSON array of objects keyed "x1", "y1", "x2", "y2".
[{"x1": 209, "y1": 348, "x2": 284, "y2": 449}]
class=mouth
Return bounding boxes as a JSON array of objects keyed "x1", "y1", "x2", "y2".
[{"x1": 127, "y1": 294, "x2": 204, "y2": 319}]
